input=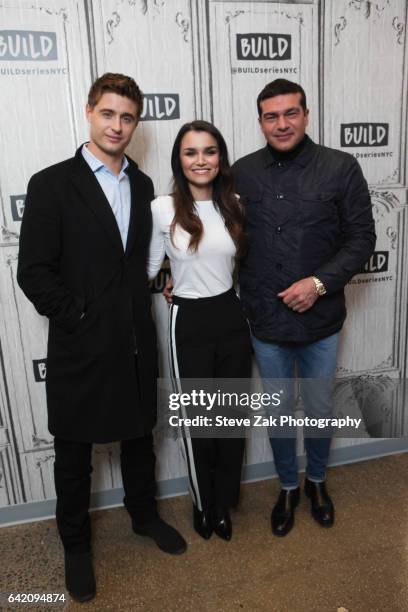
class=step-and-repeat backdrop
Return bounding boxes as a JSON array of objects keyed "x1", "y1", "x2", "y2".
[{"x1": 0, "y1": 0, "x2": 407, "y2": 511}]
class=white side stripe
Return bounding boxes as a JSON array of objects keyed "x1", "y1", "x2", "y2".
[{"x1": 168, "y1": 304, "x2": 203, "y2": 511}]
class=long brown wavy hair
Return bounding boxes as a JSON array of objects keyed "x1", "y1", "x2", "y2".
[{"x1": 170, "y1": 120, "x2": 246, "y2": 258}]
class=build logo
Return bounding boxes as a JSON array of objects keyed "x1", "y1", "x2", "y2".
[
  {"x1": 140, "y1": 94, "x2": 180, "y2": 121},
  {"x1": 236, "y1": 34, "x2": 291, "y2": 60},
  {"x1": 0, "y1": 31, "x2": 57, "y2": 60},
  {"x1": 10, "y1": 195, "x2": 26, "y2": 221},
  {"x1": 33, "y1": 359, "x2": 47, "y2": 382},
  {"x1": 362, "y1": 252, "x2": 389, "y2": 274},
  {"x1": 341, "y1": 123, "x2": 389, "y2": 147}
]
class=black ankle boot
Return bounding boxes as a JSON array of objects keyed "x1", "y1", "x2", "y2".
[
  {"x1": 271, "y1": 488, "x2": 300, "y2": 537},
  {"x1": 304, "y1": 478, "x2": 334, "y2": 527},
  {"x1": 64, "y1": 551, "x2": 96, "y2": 603}
]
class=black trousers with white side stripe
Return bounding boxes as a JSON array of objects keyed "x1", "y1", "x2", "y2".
[{"x1": 168, "y1": 288, "x2": 252, "y2": 511}]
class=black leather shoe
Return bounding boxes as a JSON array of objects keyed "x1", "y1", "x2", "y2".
[
  {"x1": 193, "y1": 505, "x2": 213, "y2": 540},
  {"x1": 304, "y1": 478, "x2": 335, "y2": 527},
  {"x1": 271, "y1": 487, "x2": 300, "y2": 537},
  {"x1": 212, "y1": 507, "x2": 232, "y2": 541},
  {"x1": 133, "y1": 517, "x2": 187, "y2": 554},
  {"x1": 64, "y1": 551, "x2": 96, "y2": 603}
]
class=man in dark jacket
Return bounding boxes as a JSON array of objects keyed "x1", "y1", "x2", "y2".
[
  {"x1": 17, "y1": 73, "x2": 186, "y2": 602},
  {"x1": 232, "y1": 79, "x2": 376, "y2": 537}
]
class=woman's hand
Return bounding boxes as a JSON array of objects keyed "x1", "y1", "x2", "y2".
[{"x1": 163, "y1": 277, "x2": 174, "y2": 304}]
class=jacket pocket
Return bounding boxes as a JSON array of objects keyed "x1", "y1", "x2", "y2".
[
  {"x1": 241, "y1": 192, "x2": 264, "y2": 232},
  {"x1": 299, "y1": 191, "x2": 338, "y2": 202},
  {"x1": 297, "y1": 191, "x2": 339, "y2": 226},
  {"x1": 51, "y1": 305, "x2": 103, "y2": 357}
]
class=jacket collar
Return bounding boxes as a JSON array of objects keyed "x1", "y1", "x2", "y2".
[
  {"x1": 125, "y1": 159, "x2": 146, "y2": 257},
  {"x1": 81, "y1": 142, "x2": 130, "y2": 176},
  {"x1": 262, "y1": 135, "x2": 317, "y2": 169},
  {"x1": 69, "y1": 145, "x2": 143, "y2": 258}
]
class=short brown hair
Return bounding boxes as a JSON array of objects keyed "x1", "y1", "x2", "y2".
[
  {"x1": 87, "y1": 73, "x2": 144, "y2": 117},
  {"x1": 257, "y1": 79, "x2": 307, "y2": 117}
]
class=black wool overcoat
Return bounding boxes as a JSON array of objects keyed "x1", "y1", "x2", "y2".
[{"x1": 17, "y1": 147, "x2": 158, "y2": 443}]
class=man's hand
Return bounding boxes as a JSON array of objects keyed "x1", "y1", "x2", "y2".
[
  {"x1": 163, "y1": 277, "x2": 173, "y2": 304},
  {"x1": 278, "y1": 277, "x2": 318, "y2": 313}
]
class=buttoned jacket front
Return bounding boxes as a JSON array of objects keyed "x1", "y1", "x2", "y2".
[{"x1": 232, "y1": 136, "x2": 376, "y2": 343}]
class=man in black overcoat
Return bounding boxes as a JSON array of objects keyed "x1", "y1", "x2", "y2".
[{"x1": 17, "y1": 73, "x2": 186, "y2": 603}]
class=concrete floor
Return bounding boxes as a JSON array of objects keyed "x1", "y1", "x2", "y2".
[{"x1": 1, "y1": 453, "x2": 407, "y2": 611}]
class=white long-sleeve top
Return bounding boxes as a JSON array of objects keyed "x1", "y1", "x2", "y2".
[{"x1": 147, "y1": 195, "x2": 236, "y2": 298}]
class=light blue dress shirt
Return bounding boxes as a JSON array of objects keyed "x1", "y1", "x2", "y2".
[{"x1": 82, "y1": 144, "x2": 131, "y2": 250}]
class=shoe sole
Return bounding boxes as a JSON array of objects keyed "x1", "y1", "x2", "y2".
[
  {"x1": 133, "y1": 530, "x2": 187, "y2": 555},
  {"x1": 68, "y1": 590, "x2": 96, "y2": 603},
  {"x1": 136, "y1": 534, "x2": 187, "y2": 554},
  {"x1": 272, "y1": 517, "x2": 294, "y2": 537},
  {"x1": 213, "y1": 530, "x2": 232, "y2": 541},
  {"x1": 158, "y1": 544, "x2": 187, "y2": 555},
  {"x1": 311, "y1": 509, "x2": 335, "y2": 528}
]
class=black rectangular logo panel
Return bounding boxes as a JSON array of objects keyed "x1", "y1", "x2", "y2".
[
  {"x1": 140, "y1": 94, "x2": 180, "y2": 121},
  {"x1": 362, "y1": 251, "x2": 389, "y2": 274},
  {"x1": 33, "y1": 359, "x2": 47, "y2": 382},
  {"x1": 340, "y1": 123, "x2": 389, "y2": 147},
  {"x1": 10, "y1": 194, "x2": 26, "y2": 221},
  {"x1": 236, "y1": 34, "x2": 291, "y2": 60}
]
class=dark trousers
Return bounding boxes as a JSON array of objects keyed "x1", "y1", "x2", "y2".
[
  {"x1": 168, "y1": 288, "x2": 252, "y2": 511},
  {"x1": 54, "y1": 434, "x2": 158, "y2": 553}
]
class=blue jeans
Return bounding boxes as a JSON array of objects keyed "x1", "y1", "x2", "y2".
[{"x1": 252, "y1": 333, "x2": 339, "y2": 489}]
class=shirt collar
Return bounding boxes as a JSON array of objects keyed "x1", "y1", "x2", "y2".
[
  {"x1": 262, "y1": 135, "x2": 316, "y2": 169},
  {"x1": 81, "y1": 143, "x2": 129, "y2": 176}
]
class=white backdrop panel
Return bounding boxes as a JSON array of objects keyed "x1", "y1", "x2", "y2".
[
  {"x1": 90, "y1": 0, "x2": 200, "y2": 196},
  {"x1": 0, "y1": 246, "x2": 50, "y2": 452},
  {"x1": 0, "y1": 0, "x2": 92, "y2": 244},
  {"x1": 323, "y1": 0, "x2": 408, "y2": 186},
  {"x1": 337, "y1": 188, "x2": 408, "y2": 373},
  {"x1": 208, "y1": 0, "x2": 319, "y2": 161},
  {"x1": 20, "y1": 445, "x2": 124, "y2": 503},
  {"x1": 0, "y1": 447, "x2": 18, "y2": 506}
]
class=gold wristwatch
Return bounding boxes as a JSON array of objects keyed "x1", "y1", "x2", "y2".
[{"x1": 311, "y1": 276, "x2": 326, "y2": 296}]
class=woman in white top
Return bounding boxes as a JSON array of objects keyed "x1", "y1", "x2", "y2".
[{"x1": 148, "y1": 120, "x2": 251, "y2": 541}]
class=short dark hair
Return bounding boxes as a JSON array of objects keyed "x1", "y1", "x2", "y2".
[
  {"x1": 87, "y1": 73, "x2": 143, "y2": 117},
  {"x1": 257, "y1": 79, "x2": 307, "y2": 116}
]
